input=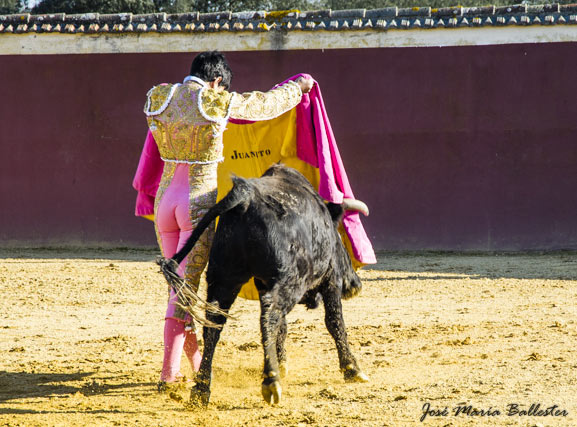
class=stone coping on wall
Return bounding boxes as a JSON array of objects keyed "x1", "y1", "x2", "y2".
[{"x1": 2, "y1": 4, "x2": 577, "y2": 34}]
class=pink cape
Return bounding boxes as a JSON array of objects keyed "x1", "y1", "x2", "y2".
[
  {"x1": 283, "y1": 74, "x2": 376, "y2": 264},
  {"x1": 132, "y1": 130, "x2": 162, "y2": 217},
  {"x1": 133, "y1": 76, "x2": 376, "y2": 265}
]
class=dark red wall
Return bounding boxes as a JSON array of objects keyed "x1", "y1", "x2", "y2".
[{"x1": 1, "y1": 44, "x2": 577, "y2": 249}]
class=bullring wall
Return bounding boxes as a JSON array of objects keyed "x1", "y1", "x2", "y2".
[{"x1": 1, "y1": 9, "x2": 577, "y2": 250}]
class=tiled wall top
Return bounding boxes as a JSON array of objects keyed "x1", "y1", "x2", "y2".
[{"x1": 2, "y1": 5, "x2": 577, "y2": 34}]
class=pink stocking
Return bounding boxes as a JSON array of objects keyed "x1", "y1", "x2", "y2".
[{"x1": 160, "y1": 318, "x2": 186, "y2": 382}]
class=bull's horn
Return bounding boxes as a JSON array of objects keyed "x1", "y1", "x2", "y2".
[{"x1": 342, "y1": 198, "x2": 369, "y2": 216}]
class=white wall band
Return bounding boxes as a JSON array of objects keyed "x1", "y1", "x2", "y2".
[{"x1": 2, "y1": 26, "x2": 577, "y2": 56}]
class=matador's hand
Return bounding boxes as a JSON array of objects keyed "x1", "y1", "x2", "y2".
[{"x1": 295, "y1": 76, "x2": 314, "y2": 93}]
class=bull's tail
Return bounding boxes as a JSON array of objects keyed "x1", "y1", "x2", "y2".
[
  {"x1": 156, "y1": 176, "x2": 253, "y2": 328},
  {"x1": 157, "y1": 257, "x2": 235, "y2": 328},
  {"x1": 174, "y1": 175, "x2": 252, "y2": 265}
]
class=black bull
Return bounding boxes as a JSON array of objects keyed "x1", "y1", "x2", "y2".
[{"x1": 158, "y1": 164, "x2": 368, "y2": 406}]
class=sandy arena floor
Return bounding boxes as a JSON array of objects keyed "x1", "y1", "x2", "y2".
[{"x1": 0, "y1": 248, "x2": 576, "y2": 426}]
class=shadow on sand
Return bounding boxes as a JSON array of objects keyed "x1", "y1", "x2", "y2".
[
  {"x1": 0, "y1": 370, "x2": 155, "y2": 407},
  {"x1": 365, "y1": 250, "x2": 577, "y2": 281}
]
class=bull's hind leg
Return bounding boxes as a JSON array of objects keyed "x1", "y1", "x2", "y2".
[
  {"x1": 320, "y1": 287, "x2": 369, "y2": 383},
  {"x1": 257, "y1": 284, "x2": 285, "y2": 405},
  {"x1": 188, "y1": 280, "x2": 242, "y2": 407}
]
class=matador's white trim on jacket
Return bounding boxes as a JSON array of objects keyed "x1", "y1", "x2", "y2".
[
  {"x1": 144, "y1": 83, "x2": 181, "y2": 117},
  {"x1": 160, "y1": 156, "x2": 224, "y2": 165}
]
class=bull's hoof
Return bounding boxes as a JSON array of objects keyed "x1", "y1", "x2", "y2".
[
  {"x1": 343, "y1": 366, "x2": 369, "y2": 383},
  {"x1": 188, "y1": 382, "x2": 211, "y2": 407},
  {"x1": 261, "y1": 380, "x2": 282, "y2": 405}
]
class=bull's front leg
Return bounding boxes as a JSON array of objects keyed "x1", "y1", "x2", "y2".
[
  {"x1": 321, "y1": 286, "x2": 369, "y2": 383},
  {"x1": 276, "y1": 316, "x2": 288, "y2": 378},
  {"x1": 259, "y1": 291, "x2": 284, "y2": 405}
]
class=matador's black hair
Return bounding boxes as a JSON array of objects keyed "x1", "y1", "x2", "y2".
[{"x1": 190, "y1": 51, "x2": 233, "y2": 90}]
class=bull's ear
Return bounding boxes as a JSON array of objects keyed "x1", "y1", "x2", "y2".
[{"x1": 326, "y1": 202, "x2": 344, "y2": 223}]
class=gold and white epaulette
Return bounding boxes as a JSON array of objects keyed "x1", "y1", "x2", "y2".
[
  {"x1": 144, "y1": 83, "x2": 181, "y2": 117},
  {"x1": 199, "y1": 87, "x2": 234, "y2": 123}
]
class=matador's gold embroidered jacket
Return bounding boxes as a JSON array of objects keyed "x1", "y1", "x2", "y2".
[{"x1": 143, "y1": 77, "x2": 303, "y2": 166}]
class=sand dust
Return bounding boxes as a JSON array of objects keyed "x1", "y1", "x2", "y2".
[{"x1": 1, "y1": 248, "x2": 576, "y2": 426}]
